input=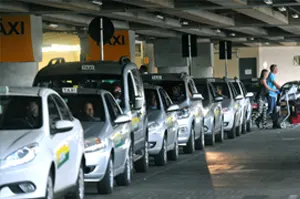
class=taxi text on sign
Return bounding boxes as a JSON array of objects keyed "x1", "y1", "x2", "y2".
[
  {"x1": 0, "y1": 16, "x2": 36, "y2": 62},
  {"x1": 88, "y1": 30, "x2": 132, "y2": 61}
]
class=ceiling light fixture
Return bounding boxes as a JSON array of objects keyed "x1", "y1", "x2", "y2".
[
  {"x1": 182, "y1": 21, "x2": 189, "y2": 25},
  {"x1": 92, "y1": 0, "x2": 102, "y2": 6},
  {"x1": 278, "y1": 7, "x2": 286, "y2": 12},
  {"x1": 249, "y1": 37, "x2": 254, "y2": 40},
  {"x1": 292, "y1": 13, "x2": 299, "y2": 19},
  {"x1": 230, "y1": 33, "x2": 236, "y2": 36},
  {"x1": 264, "y1": 0, "x2": 272, "y2": 5},
  {"x1": 265, "y1": 42, "x2": 270, "y2": 45},
  {"x1": 216, "y1": 29, "x2": 221, "y2": 33},
  {"x1": 48, "y1": 23, "x2": 58, "y2": 28},
  {"x1": 156, "y1": 15, "x2": 164, "y2": 20}
]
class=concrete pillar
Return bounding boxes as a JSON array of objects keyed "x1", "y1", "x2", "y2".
[
  {"x1": 191, "y1": 42, "x2": 214, "y2": 78},
  {"x1": 0, "y1": 15, "x2": 42, "y2": 86},
  {"x1": 80, "y1": 30, "x2": 136, "y2": 62},
  {"x1": 153, "y1": 38, "x2": 189, "y2": 74},
  {"x1": 143, "y1": 42, "x2": 155, "y2": 73}
]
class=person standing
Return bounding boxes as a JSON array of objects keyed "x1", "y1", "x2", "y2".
[
  {"x1": 266, "y1": 64, "x2": 281, "y2": 128},
  {"x1": 252, "y1": 69, "x2": 277, "y2": 129}
]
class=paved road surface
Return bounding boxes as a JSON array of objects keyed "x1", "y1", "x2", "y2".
[{"x1": 84, "y1": 127, "x2": 300, "y2": 199}]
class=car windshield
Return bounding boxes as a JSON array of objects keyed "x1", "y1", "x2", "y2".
[
  {"x1": 145, "y1": 89, "x2": 160, "y2": 110},
  {"x1": 0, "y1": 96, "x2": 43, "y2": 130},
  {"x1": 211, "y1": 82, "x2": 230, "y2": 99},
  {"x1": 244, "y1": 82, "x2": 259, "y2": 94},
  {"x1": 232, "y1": 82, "x2": 242, "y2": 95},
  {"x1": 149, "y1": 81, "x2": 186, "y2": 104},
  {"x1": 60, "y1": 94, "x2": 105, "y2": 122},
  {"x1": 195, "y1": 83, "x2": 209, "y2": 101}
]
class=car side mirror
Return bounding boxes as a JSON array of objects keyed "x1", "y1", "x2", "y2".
[
  {"x1": 166, "y1": 104, "x2": 180, "y2": 112},
  {"x1": 55, "y1": 120, "x2": 74, "y2": 133},
  {"x1": 214, "y1": 96, "x2": 223, "y2": 102},
  {"x1": 245, "y1": 92, "x2": 254, "y2": 98},
  {"x1": 235, "y1": 94, "x2": 243, "y2": 100},
  {"x1": 114, "y1": 114, "x2": 131, "y2": 124},
  {"x1": 192, "y1": 93, "x2": 204, "y2": 101},
  {"x1": 134, "y1": 95, "x2": 143, "y2": 110}
]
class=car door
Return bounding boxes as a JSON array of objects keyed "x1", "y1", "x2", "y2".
[
  {"x1": 104, "y1": 93, "x2": 127, "y2": 169},
  {"x1": 208, "y1": 83, "x2": 222, "y2": 131},
  {"x1": 47, "y1": 95, "x2": 75, "y2": 191},
  {"x1": 187, "y1": 79, "x2": 202, "y2": 138},
  {"x1": 158, "y1": 88, "x2": 176, "y2": 147}
]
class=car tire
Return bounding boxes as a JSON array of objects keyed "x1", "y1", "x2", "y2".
[
  {"x1": 168, "y1": 137, "x2": 179, "y2": 161},
  {"x1": 154, "y1": 136, "x2": 168, "y2": 166},
  {"x1": 227, "y1": 117, "x2": 236, "y2": 139},
  {"x1": 183, "y1": 127, "x2": 195, "y2": 154},
  {"x1": 195, "y1": 123, "x2": 205, "y2": 150},
  {"x1": 236, "y1": 121, "x2": 241, "y2": 136},
  {"x1": 205, "y1": 123, "x2": 215, "y2": 146},
  {"x1": 65, "y1": 163, "x2": 85, "y2": 199},
  {"x1": 246, "y1": 120, "x2": 252, "y2": 132},
  {"x1": 216, "y1": 123, "x2": 224, "y2": 143},
  {"x1": 45, "y1": 173, "x2": 54, "y2": 199},
  {"x1": 134, "y1": 140, "x2": 149, "y2": 173},
  {"x1": 97, "y1": 157, "x2": 114, "y2": 194},
  {"x1": 116, "y1": 145, "x2": 132, "y2": 186}
]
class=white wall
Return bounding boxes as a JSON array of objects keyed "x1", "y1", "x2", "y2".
[{"x1": 258, "y1": 46, "x2": 300, "y2": 85}]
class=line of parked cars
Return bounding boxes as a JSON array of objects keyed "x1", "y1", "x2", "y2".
[{"x1": 0, "y1": 57, "x2": 255, "y2": 199}]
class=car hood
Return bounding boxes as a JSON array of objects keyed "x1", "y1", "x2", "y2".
[
  {"x1": 0, "y1": 130, "x2": 44, "y2": 160},
  {"x1": 148, "y1": 110, "x2": 163, "y2": 123},
  {"x1": 81, "y1": 122, "x2": 105, "y2": 139}
]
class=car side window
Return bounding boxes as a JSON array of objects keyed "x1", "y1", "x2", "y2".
[
  {"x1": 105, "y1": 94, "x2": 122, "y2": 122},
  {"x1": 159, "y1": 89, "x2": 169, "y2": 110},
  {"x1": 229, "y1": 82, "x2": 238, "y2": 97},
  {"x1": 208, "y1": 83, "x2": 217, "y2": 98},
  {"x1": 240, "y1": 82, "x2": 248, "y2": 94},
  {"x1": 127, "y1": 72, "x2": 137, "y2": 110},
  {"x1": 52, "y1": 94, "x2": 73, "y2": 121},
  {"x1": 47, "y1": 96, "x2": 61, "y2": 132},
  {"x1": 132, "y1": 69, "x2": 144, "y2": 98}
]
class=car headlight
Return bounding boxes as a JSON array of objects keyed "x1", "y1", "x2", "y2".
[
  {"x1": 0, "y1": 143, "x2": 39, "y2": 170},
  {"x1": 85, "y1": 137, "x2": 106, "y2": 153},
  {"x1": 148, "y1": 121, "x2": 163, "y2": 131},
  {"x1": 177, "y1": 108, "x2": 190, "y2": 119}
]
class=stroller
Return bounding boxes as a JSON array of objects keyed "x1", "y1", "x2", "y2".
[{"x1": 278, "y1": 85, "x2": 300, "y2": 129}]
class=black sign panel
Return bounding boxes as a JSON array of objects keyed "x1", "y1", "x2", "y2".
[{"x1": 88, "y1": 17, "x2": 114, "y2": 45}]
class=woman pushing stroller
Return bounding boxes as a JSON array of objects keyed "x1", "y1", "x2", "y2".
[{"x1": 252, "y1": 69, "x2": 279, "y2": 129}]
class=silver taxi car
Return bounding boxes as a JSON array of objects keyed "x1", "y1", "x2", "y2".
[
  {"x1": 209, "y1": 78, "x2": 243, "y2": 139},
  {"x1": 144, "y1": 84, "x2": 180, "y2": 166},
  {"x1": 194, "y1": 78, "x2": 224, "y2": 145},
  {"x1": 57, "y1": 87, "x2": 132, "y2": 194},
  {"x1": 0, "y1": 87, "x2": 85, "y2": 199},
  {"x1": 142, "y1": 73, "x2": 205, "y2": 154}
]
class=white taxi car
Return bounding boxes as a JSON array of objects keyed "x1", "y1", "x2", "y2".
[{"x1": 0, "y1": 87, "x2": 85, "y2": 199}]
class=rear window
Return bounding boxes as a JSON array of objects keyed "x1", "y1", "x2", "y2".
[{"x1": 60, "y1": 94, "x2": 105, "y2": 122}]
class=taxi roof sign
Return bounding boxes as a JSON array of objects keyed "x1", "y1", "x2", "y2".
[
  {"x1": 81, "y1": 65, "x2": 95, "y2": 71},
  {"x1": 0, "y1": 86, "x2": 9, "y2": 94},
  {"x1": 62, "y1": 87, "x2": 77, "y2": 94}
]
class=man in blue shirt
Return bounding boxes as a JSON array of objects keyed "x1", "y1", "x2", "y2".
[{"x1": 266, "y1": 64, "x2": 281, "y2": 128}]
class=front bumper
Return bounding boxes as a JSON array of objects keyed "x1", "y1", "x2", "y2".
[
  {"x1": 148, "y1": 127, "x2": 165, "y2": 155},
  {"x1": 223, "y1": 111, "x2": 235, "y2": 131},
  {"x1": 0, "y1": 159, "x2": 50, "y2": 199},
  {"x1": 84, "y1": 148, "x2": 111, "y2": 182},
  {"x1": 177, "y1": 117, "x2": 192, "y2": 146}
]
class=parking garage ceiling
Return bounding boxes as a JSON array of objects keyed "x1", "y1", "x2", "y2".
[{"x1": 2, "y1": 0, "x2": 300, "y2": 46}]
